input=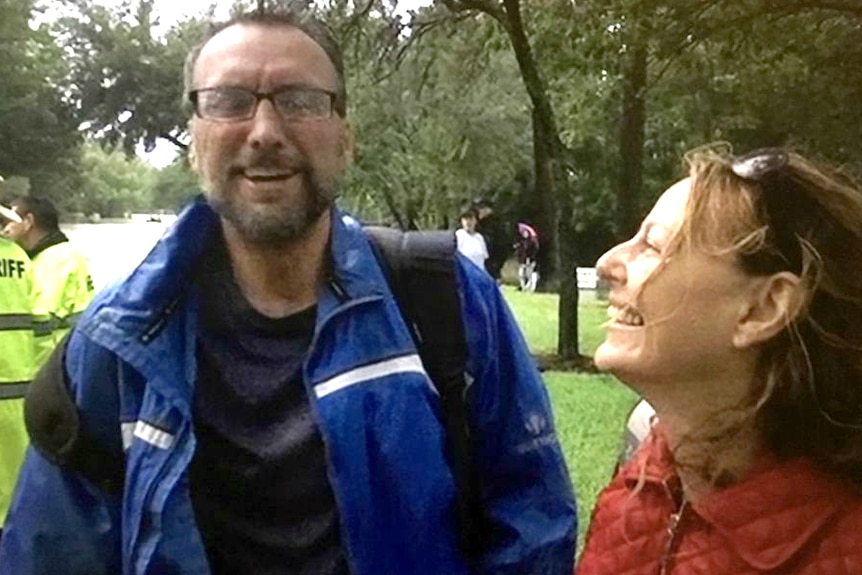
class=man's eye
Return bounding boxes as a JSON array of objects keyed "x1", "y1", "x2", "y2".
[
  {"x1": 205, "y1": 90, "x2": 251, "y2": 114},
  {"x1": 276, "y1": 91, "x2": 314, "y2": 115}
]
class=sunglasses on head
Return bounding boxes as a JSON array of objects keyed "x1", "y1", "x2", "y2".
[
  {"x1": 726, "y1": 148, "x2": 805, "y2": 275},
  {"x1": 734, "y1": 149, "x2": 862, "y2": 429},
  {"x1": 731, "y1": 148, "x2": 790, "y2": 181}
]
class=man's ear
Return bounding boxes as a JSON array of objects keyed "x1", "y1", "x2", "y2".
[
  {"x1": 187, "y1": 120, "x2": 199, "y2": 174},
  {"x1": 340, "y1": 122, "x2": 354, "y2": 165},
  {"x1": 733, "y1": 272, "x2": 802, "y2": 348}
]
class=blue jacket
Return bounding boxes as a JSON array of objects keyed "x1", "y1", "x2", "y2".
[{"x1": 0, "y1": 201, "x2": 576, "y2": 575}]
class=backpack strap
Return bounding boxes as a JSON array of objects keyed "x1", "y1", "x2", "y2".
[
  {"x1": 363, "y1": 226, "x2": 483, "y2": 562},
  {"x1": 24, "y1": 334, "x2": 126, "y2": 494}
]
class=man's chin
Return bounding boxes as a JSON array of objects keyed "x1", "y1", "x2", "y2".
[{"x1": 220, "y1": 200, "x2": 330, "y2": 246}]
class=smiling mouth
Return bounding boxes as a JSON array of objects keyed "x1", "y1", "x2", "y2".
[
  {"x1": 608, "y1": 304, "x2": 644, "y2": 327},
  {"x1": 243, "y1": 169, "x2": 297, "y2": 182}
]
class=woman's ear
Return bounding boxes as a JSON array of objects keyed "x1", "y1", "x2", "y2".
[{"x1": 733, "y1": 272, "x2": 802, "y2": 348}]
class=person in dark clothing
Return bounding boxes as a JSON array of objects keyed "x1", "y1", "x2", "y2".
[
  {"x1": 513, "y1": 225, "x2": 539, "y2": 292},
  {"x1": 472, "y1": 198, "x2": 508, "y2": 281}
]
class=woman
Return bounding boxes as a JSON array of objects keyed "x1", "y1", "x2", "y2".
[{"x1": 578, "y1": 147, "x2": 862, "y2": 575}]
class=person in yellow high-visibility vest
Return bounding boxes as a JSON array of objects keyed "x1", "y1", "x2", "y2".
[
  {"x1": 0, "y1": 202, "x2": 37, "y2": 538},
  {"x1": 3, "y1": 197, "x2": 94, "y2": 367}
]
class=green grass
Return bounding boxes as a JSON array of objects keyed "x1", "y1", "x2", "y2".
[
  {"x1": 503, "y1": 286, "x2": 612, "y2": 357},
  {"x1": 501, "y1": 286, "x2": 639, "y2": 550}
]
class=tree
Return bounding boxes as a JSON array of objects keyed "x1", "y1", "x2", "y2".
[
  {"x1": 73, "y1": 142, "x2": 157, "y2": 216},
  {"x1": 0, "y1": 0, "x2": 82, "y2": 199},
  {"x1": 52, "y1": 0, "x2": 209, "y2": 154}
]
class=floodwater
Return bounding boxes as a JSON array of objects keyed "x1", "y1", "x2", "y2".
[{"x1": 64, "y1": 220, "x2": 174, "y2": 291}]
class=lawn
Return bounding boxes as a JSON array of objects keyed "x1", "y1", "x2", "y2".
[{"x1": 501, "y1": 286, "x2": 639, "y2": 551}]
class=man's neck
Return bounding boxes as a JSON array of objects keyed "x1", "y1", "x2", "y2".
[{"x1": 221, "y1": 213, "x2": 331, "y2": 319}]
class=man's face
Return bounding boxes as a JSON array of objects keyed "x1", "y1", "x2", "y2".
[
  {"x1": 189, "y1": 23, "x2": 352, "y2": 245},
  {"x1": 461, "y1": 215, "x2": 477, "y2": 232},
  {"x1": 2, "y1": 207, "x2": 31, "y2": 245}
]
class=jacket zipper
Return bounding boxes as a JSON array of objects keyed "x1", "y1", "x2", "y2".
[{"x1": 658, "y1": 499, "x2": 688, "y2": 575}]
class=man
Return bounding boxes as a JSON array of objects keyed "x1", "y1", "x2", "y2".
[
  {"x1": 0, "y1": 10, "x2": 576, "y2": 575},
  {"x1": 0, "y1": 203, "x2": 37, "y2": 541},
  {"x1": 3, "y1": 197, "x2": 94, "y2": 365},
  {"x1": 473, "y1": 198, "x2": 509, "y2": 281},
  {"x1": 455, "y1": 209, "x2": 489, "y2": 271}
]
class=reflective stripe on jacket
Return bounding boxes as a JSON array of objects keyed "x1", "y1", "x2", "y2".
[
  {"x1": 0, "y1": 199, "x2": 577, "y2": 575},
  {"x1": 0, "y1": 238, "x2": 36, "y2": 526},
  {"x1": 31, "y1": 240, "x2": 95, "y2": 367}
]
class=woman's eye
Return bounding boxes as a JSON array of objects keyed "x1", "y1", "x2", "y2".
[{"x1": 643, "y1": 237, "x2": 664, "y2": 254}]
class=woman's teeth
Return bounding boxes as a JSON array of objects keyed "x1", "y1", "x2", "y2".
[{"x1": 607, "y1": 304, "x2": 644, "y2": 326}]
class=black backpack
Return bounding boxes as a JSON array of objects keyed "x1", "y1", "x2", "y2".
[{"x1": 25, "y1": 227, "x2": 483, "y2": 561}]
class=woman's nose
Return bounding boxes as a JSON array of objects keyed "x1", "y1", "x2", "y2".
[{"x1": 596, "y1": 244, "x2": 626, "y2": 286}]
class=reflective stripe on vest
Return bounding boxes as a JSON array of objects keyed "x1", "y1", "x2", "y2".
[
  {"x1": 0, "y1": 382, "x2": 30, "y2": 399},
  {"x1": 0, "y1": 314, "x2": 36, "y2": 332},
  {"x1": 32, "y1": 319, "x2": 53, "y2": 337}
]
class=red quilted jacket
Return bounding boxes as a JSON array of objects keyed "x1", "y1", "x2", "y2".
[{"x1": 578, "y1": 430, "x2": 862, "y2": 575}]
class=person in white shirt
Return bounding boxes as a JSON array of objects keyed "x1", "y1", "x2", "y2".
[{"x1": 455, "y1": 209, "x2": 489, "y2": 271}]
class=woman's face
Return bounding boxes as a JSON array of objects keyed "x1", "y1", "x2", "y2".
[{"x1": 593, "y1": 178, "x2": 757, "y2": 386}]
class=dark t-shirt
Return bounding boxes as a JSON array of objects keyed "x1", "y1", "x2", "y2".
[{"x1": 190, "y1": 240, "x2": 349, "y2": 575}]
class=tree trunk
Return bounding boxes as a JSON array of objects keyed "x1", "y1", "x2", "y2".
[
  {"x1": 556, "y1": 189, "x2": 580, "y2": 359},
  {"x1": 617, "y1": 39, "x2": 648, "y2": 239},
  {"x1": 531, "y1": 107, "x2": 557, "y2": 284}
]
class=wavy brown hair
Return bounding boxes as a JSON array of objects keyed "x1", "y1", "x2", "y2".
[{"x1": 670, "y1": 145, "x2": 862, "y2": 488}]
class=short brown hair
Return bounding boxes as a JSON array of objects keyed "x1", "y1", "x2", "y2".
[{"x1": 183, "y1": 9, "x2": 347, "y2": 117}]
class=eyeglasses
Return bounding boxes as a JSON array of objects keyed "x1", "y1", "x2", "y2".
[{"x1": 188, "y1": 86, "x2": 337, "y2": 122}]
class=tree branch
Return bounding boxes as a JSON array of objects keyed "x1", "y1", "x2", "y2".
[{"x1": 160, "y1": 133, "x2": 187, "y2": 151}]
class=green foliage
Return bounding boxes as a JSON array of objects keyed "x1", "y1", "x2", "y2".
[
  {"x1": 341, "y1": 13, "x2": 533, "y2": 228},
  {"x1": 52, "y1": 0, "x2": 207, "y2": 154},
  {"x1": 0, "y1": 0, "x2": 82, "y2": 196},
  {"x1": 151, "y1": 159, "x2": 200, "y2": 212},
  {"x1": 73, "y1": 142, "x2": 157, "y2": 216}
]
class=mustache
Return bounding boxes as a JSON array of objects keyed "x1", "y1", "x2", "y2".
[{"x1": 229, "y1": 150, "x2": 310, "y2": 175}]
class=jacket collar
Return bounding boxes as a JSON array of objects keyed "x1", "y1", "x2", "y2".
[
  {"x1": 28, "y1": 229, "x2": 69, "y2": 259},
  {"x1": 622, "y1": 429, "x2": 852, "y2": 570},
  {"x1": 327, "y1": 210, "x2": 391, "y2": 301},
  {"x1": 83, "y1": 197, "x2": 390, "y2": 365}
]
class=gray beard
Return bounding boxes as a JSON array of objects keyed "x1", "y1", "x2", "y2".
[{"x1": 206, "y1": 173, "x2": 337, "y2": 246}]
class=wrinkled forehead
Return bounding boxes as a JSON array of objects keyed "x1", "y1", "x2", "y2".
[{"x1": 193, "y1": 23, "x2": 338, "y2": 89}]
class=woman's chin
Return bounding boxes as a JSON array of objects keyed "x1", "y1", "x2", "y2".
[{"x1": 593, "y1": 343, "x2": 619, "y2": 373}]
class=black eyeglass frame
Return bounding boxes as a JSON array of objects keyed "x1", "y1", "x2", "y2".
[{"x1": 187, "y1": 86, "x2": 339, "y2": 122}]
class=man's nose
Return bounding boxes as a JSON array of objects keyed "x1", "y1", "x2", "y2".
[{"x1": 248, "y1": 99, "x2": 287, "y2": 150}]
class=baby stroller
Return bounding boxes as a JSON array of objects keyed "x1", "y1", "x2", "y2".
[{"x1": 514, "y1": 223, "x2": 539, "y2": 292}]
